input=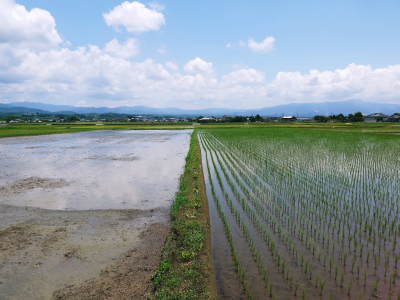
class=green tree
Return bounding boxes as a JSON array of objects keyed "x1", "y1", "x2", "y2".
[
  {"x1": 348, "y1": 112, "x2": 364, "y2": 122},
  {"x1": 255, "y1": 114, "x2": 263, "y2": 122},
  {"x1": 353, "y1": 112, "x2": 364, "y2": 122},
  {"x1": 314, "y1": 115, "x2": 328, "y2": 122}
]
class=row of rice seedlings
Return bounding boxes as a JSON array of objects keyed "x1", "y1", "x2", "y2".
[
  {"x1": 239, "y1": 137, "x2": 398, "y2": 292},
  {"x1": 210, "y1": 138, "x2": 335, "y2": 296},
  {"x1": 200, "y1": 136, "x2": 254, "y2": 299},
  {"x1": 210, "y1": 140, "x2": 320, "y2": 296},
  {"x1": 202, "y1": 133, "x2": 309, "y2": 298},
  {"x1": 204, "y1": 132, "x2": 338, "y2": 265},
  {"x1": 202, "y1": 133, "x2": 294, "y2": 298},
  {"x1": 248, "y1": 142, "x2": 398, "y2": 284},
  {"x1": 201, "y1": 129, "x2": 400, "y2": 298},
  {"x1": 202, "y1": 134, "x2": 287, "y2": 298},
  {"x1": 203, "y1": 132, "x2": 342, "y2": 298},
  {"x1": 223, "y1": 145, "x2": 369, "y2": 296},
  {"x1": 214, "y1": 134, "x2": 396, "y2": 253},
  {"x1": 260, "y1": 135, "x2": 398, "y2": 296}
]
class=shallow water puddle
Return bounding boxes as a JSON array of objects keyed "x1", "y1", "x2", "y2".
[{"x1": 0, "y1": 130, "x2": 192, "y2": 210}]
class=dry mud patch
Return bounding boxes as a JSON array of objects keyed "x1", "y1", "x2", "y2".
[
  {"x1": 0, "y1": 205, "x2": 169, "y2": 300},
  {"x1": 0, "y1": 177, "x2": 69, "y2": 197},
  {"x1": 53, "y1": 223, "x2": 168, "y2": 300}
]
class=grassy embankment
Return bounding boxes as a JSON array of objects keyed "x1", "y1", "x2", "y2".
[{"x1": 152, "y1": 129, "x2": 216, "y2": 299}]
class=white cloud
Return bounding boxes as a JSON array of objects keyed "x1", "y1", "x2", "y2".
[
  {"x1": 1, "y1": 2, "x2": 400, "y2": 109},
  {"x1": 3, "y1": 47, "x2": 400, "y2": 108},
  {"x1": 222, "y1": 69, "x2": 265, "y2": 85},
  {"x1": 228, "y1": 36, "x2": 276, "y2": 54},
  {"x1": 148, "y1": 2, "x2": 165, "y2": 12},
  {"x1": 165, "y1": 61, "x2": 179, "y2": 72},
  {"x1": 265, "y1": 64, "x2": 400, "y2": 104},
  {"x1": 103, "y1": 1, "x2": 165, "y2": 34},
  {"x1": 184, "y1": 57, "x2": 214, "y2": 74},
  {"x1": 248, "y1": 36, "x2": 275, "y2": 53},
  {"x1": 104, "y1": 38, "x2": 139, "y2": 59},
  {"x1": 0, "y1": 0, "x2": 62, "y2": 49}
]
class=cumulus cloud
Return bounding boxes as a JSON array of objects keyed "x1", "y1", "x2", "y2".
[
  {"x1": 104, "y1": 38, "x2": 139, "y2": 59},
  {"x1": 0, "y1": 0, "x2": 62, "y2": 49},
  {"x1": 247, "y1": 36, "x2": 275, "y2": 53},
  {"x1": 228, "y1": 36, "x2": 275, "y2": 54},
  {"x1": 103, "y1": 1, "x2": 165, "y2": 33},
  {"x1": 184, "y1": 57, "x2": 214, "y2": 74},
  {"x1": 222, "y1": 69, "x2": 265, "y2": 85},
  {"x1": 148, "y1": 2, "x2": 165, "y2": 12},
  {"x1": 165, "y1": 61, "x2": 179, "y2": 72},
  {"x1": 3, "y1": 40, "x2": 400, "y2": 108},
  {"x1": 266, "y1": 64, "x2": 400, "y2": 104},
  {"x1": 1, "y1": 2, "x2": 400, "y2": 109}
]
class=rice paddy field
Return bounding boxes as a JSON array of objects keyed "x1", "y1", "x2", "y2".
[{"x1": 199, "y1": 127, "x2": 400, "y2": 299}]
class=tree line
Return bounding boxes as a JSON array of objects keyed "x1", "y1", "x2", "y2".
[{"x1": 314, "y1": 112, "x2": 364, "y2": 122}]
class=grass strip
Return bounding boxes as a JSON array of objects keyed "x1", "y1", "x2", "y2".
[{"x1": 152, "y1": 129, "x2": 216, "y2": 299}]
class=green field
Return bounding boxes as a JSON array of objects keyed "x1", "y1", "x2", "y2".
[{"x1": 199, "y1": 126, "x2": 400, "y2": 299}]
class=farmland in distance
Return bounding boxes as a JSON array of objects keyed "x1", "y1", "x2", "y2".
[{"x1": 199, "y1": 127, "x2": 400, "y2": 299}]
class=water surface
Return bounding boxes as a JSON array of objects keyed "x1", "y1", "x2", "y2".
[{"x1": 0, "y1": 130, "x2": 192, "y2": 210}]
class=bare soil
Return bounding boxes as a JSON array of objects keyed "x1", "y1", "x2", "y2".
[
  {"x1": 0, "y1": 204, "x2": 169, "y2": 300},
  {"x1": 53, "y1": 223, "x2": 168, "y2": 300},
  {"x1": 0, "y1": 177, "x2": 69, "y2": 197},
  {"x1": 86, "y1": 154, "x2": 139, "y2": 161}
]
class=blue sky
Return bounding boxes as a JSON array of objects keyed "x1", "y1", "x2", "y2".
[
  {"x1": 18, "y1": 0, "x2": 400, "y2": 73},
  {"x1": 1, "y1": 0, "x2": 400, "y2": 108}
]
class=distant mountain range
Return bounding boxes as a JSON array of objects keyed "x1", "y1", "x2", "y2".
[
  {"x1": 0, "y1": 103, "x2": 48, "y2": 114},
  {"x1": 0, "y1": 100, "x2": 399, "y2": 117}
]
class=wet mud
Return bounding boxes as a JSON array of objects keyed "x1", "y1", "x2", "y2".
[
  {"x1": 0, "y1": 177, "x2": 69, "y2": 197},
  {"x1": 0, "y1": 130, "x2": 192, "y2": 299},
  {"x1": 0, "y1": 204, "x2": 169, "y2": 300}
]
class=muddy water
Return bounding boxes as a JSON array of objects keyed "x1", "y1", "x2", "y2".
[{"x1": 0, "y1": 130, "x2": 192, "y2": 210}]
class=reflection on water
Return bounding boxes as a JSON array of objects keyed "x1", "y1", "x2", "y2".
[{"x1": 0, "y1": 130, "x2": 192, "y2": 210}]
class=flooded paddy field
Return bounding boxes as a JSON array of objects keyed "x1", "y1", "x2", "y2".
[
  {"x1": 199, "y1": 127, "x2": 400, "y2": 299},
  {"x1": 0, "y1": 130, "x2": 191, "y2": 299}
]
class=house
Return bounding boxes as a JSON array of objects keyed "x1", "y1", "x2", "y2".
[
  {"x1": 198, "y1": 117, "x2": 216, "y2": 123},
  {"x1": 281, "y1": 115, "x2": 297, "y2": 121},
  {"x1": 388, "y1": 113, "x2": 400, "y2": 122},
  {"x1": 365, "y1": 113, "x2": 387, "y2": 123},
  {"x1": 166, "y1": 117, "x2": 178, "y2": 123}
]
